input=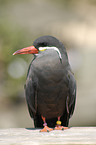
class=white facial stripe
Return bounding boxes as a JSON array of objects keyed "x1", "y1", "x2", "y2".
[{"x1": 39, "y1": 46, "x2": 62, "y2": 60}]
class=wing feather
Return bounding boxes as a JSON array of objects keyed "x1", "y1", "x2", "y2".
[
  {"x1": 25, "y1": 66, "x2": 37, "y2": 119},
  {"x1": 67, "y1": 71, "x2": 76, "y2": 118}
]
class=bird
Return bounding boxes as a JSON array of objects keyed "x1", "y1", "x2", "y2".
[{"x1": 13, "y1": 35, "x2": 76, "y2": 132}]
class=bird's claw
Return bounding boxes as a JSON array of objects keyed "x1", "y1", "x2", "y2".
[
  {"x1": 40, "y1": 126, "x2": 53, "y2": 132},
  {"x1": 54, "y1": 125, "x2": 68, "y2": 130}
]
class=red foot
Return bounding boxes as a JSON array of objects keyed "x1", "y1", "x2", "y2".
[
  {"x1": 55, "y1": 125, "x2": 68, "y2": 130},
  {"x1": 40, "y1": 126, "x2": 53, "y2": 132}
]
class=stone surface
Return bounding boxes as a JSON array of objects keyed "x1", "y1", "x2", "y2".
[{"x1": 0, "y1": 127, "x2": 96, "y2": 145}]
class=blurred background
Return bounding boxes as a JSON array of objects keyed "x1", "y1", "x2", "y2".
[{"x1": 0, "y1": 0, "x2": 96, "y2": 128}]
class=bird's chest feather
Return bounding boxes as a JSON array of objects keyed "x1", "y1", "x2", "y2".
[
  {"x1": 31, "y1": 56, "x2": 69, "y2": 118},
  {"x1": 35, "y1": 69, "x2": 68, "y2": 118},
  {"x1": 37, "y1": 82, "x2": 68, "y2": 119}
]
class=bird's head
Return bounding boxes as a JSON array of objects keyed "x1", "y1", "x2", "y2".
[{"x1": 13, "y1": 36, "x2": 64, "y2": 61}]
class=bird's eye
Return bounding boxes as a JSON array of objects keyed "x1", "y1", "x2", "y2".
[{"x1": 40, "y1": 42, "x2": 47, "y2": 47}]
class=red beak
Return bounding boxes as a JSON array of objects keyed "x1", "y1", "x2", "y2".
[{"x1": 13, "y1": 46, "x2": 38, "y2": 55}]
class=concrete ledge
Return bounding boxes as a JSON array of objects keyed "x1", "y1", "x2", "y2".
[{"x1": 0, "y1": 127, "x2": 96, "y2": 145}]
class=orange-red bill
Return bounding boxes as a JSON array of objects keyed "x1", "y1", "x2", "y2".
[{"x1": 13, "y1": 45, "x2": 38, "y2": 55}]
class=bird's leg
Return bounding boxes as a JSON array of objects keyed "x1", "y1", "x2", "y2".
[
  {"x1": 40, "y1": 116, "x2": 53, "y2": 132},
  {"x1": 55, "y1": 116, "x2": 68, "y2": 130}
]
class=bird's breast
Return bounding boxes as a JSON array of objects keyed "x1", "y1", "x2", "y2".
[
  {"x1": 35, "y1": 69, "x2": 68, "y2": 119},
  {"x1": 30, "y1": 52, "x2": 69, "y2": 119}
]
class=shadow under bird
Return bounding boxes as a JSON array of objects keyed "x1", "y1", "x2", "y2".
[{"x1": 13, "y1": 36, "x2": 76, "y2": 132}]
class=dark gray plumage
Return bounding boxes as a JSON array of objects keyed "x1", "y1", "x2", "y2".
[{"x1": 25, "y1": 36, "x2": 76, "y2": 128}]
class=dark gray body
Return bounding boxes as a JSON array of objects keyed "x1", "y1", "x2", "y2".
[{"x1": 25, "y1": 48, "x2": 76, "y2": 127}]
